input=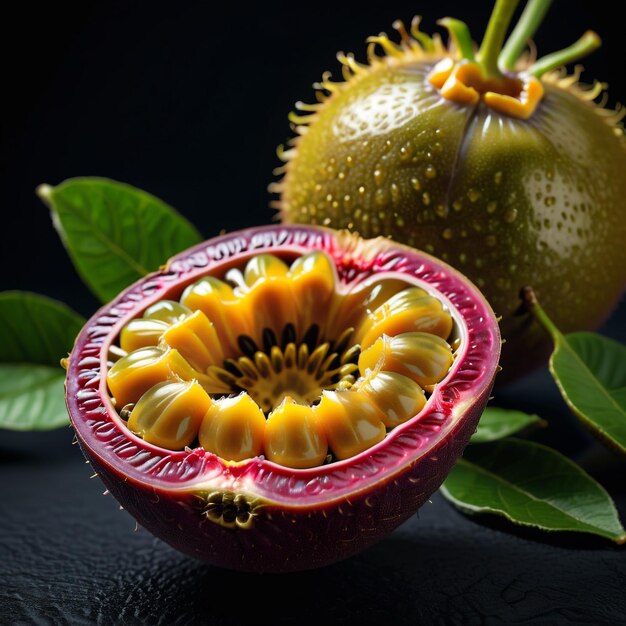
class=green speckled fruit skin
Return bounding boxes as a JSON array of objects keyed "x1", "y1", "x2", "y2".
[{"x1": 279, "y1": 60, "x2": 626, "y2": 380}]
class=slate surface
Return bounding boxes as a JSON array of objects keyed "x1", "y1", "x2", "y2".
[{"x1": 1, "y1": 426, "x2": 625, "y2": 626}]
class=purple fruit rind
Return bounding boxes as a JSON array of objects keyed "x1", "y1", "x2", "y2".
[{"x1": 66, "y1": 225, "x2": 499, "y2": 571}]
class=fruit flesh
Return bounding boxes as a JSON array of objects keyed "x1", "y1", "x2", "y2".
[
  {"x1": 66, "y1": 225, "x2": 500, "y2": 572},
  {"x1": 107, "y1": 249, "x2": 456, "y2": 467},
  {"x1": 278, "y1": 30, "x2": 626, "y2": 380}
]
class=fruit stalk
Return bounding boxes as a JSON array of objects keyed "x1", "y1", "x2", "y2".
[
  {"x1": 478, "y1": 0, "x2": 522, "y2": 76},
  {"x1": 499, "y1": 0, "x2": 553, "y2": 70}
]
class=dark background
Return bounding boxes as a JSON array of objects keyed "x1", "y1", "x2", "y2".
[
  {"x1": 2, "y1": 0, "x2": 625, "y2": 314},
  {"x1": 2, "y1": 1, "x2": 625, "y2": 624}
]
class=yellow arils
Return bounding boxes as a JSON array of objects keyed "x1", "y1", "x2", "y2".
[
  {"x1": 359, "y1": 332, "x2": 454, "y2": 387},
  {"x1": 180, "y1": 277, "x2": 250, "y2": 355},
  {"x1": 335, "y1": 278, "x2": 410, "y2": 334},
  {"x1": 107, "y1": 346, "x2": 206, "y2": 407},
  {"x1": 110, "y1": 250, "x2": 457, "y2": 468},
  {"x1": 427, "y1": 59, "x2": 545, "y2": 120},
  {"x1": 143, "y1": 300, "x2": 191, "y2": 324},
  {"x1": 243, "y1": 254, "x2": 289, "y2": 286},
  {"x1": 127, "y1": 380, "x2": 211, "y2": 450},
  {"x1": 288, "y1": 252, "x2": 336, "y2": 336},
  {"x1": 358, "y1": 371, "x2": 426, "y2": 428},
  {"x1": 245, "y1": 277, "x2": 297, "y2": 343},
  {"x1": 120, "y1": 318, "x2": 168, "y2": 352},
  {"x1": 264, "y1": 398, "x2": 328, "y2": 468},
  {"x1": 161, "y1": 310, "x2": 224, "y2": 372},
  {"x1": 199, "y1": 393, "x2": 266, "y2": 462},
  {"x1": 120, "y1": 299, "x2": 191, "y2": 352},
  {"x1": 314, "y1": 391, "x2": 386, "y2": 460},
  {"x1": 355, "y1": 288, "x2": 453, "y2": 350}
]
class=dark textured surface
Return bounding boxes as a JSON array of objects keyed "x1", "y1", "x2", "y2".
[{"x1": 2, "y1": 342, "x2": 625, "y2": 626}]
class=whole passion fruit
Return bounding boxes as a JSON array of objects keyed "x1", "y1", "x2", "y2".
[
  {"x1": 274, "y1": 0, "x2": 626, "y2": 380},
  {"x1": 66, "y1": 225, "x2": 499, "y2": 572}
]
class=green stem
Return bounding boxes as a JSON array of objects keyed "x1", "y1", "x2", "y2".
[
  {"x1": 499, "y1": 0, "x2": 553, "y2": 70},
  {"x1": 520, "y1": 287, "x2": 560, "y2": 345},
  {"x1": 438, "y1": 18, "x2": 475, "y2": 61},
  {"x1": 478, "y1": 0, "x2": 522, "y2": 76},
  {"x1": 529, "y1": 31, "x2": 601, "y2": 77}
]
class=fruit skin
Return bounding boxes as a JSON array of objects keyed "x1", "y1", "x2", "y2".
[
  {"x1": 277, "y1": 41, "x2": 626, "y2": 381},
  {"x1": 65, "y1": 225, "x2": 500, "y2": 572}
]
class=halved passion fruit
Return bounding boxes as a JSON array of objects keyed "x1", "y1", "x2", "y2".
[{"x1": 65, "y1": 225, "x2": 500, "y2": 572}]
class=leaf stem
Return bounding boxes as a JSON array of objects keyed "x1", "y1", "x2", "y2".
[
  {"x1": 478, "y1": 0, "x2": 522, "y2": 76},
  {"x1": 499, "y1": 0, "x2": 553, "y2": 70},
  {"x1": 438, "y1": 18, "x2": 475, "y2": 61},
  {"x1": 519, "y1": 286, "x2": 560, "y2": 344},
  {"x1": 529, "y1": 31, "x2": 601, "y2": 77}
]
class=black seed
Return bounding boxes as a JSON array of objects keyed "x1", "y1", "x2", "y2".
[
  {"x1": 302, "y1": 324, "x2": 320, "y2": 351},
  {"x1": 238, "y1": 335, "x2": 259, "y2": 358},
  {"x1": 223, "y1": 507, "x2": 237, "y2": 524},
  {"x1": 281, "y1": 323, "x2": 296, "y2": 349},
  {"x1": 341, "y1": 345, "x2": 361, "y2": 365},
  {"x1": 333, "y1": 328, "x2": 354, "y2": 354},
  {"x1": 119, "y1": 404, "x2": 135, "y2": 420},
  {"x1": 223, "y1": 359, "x2": 243, "y2": 377},
  {"x1": 326, "y1": 353, "x2": 341, "y2": 371},
  {"x1": 262, "y1": 328, "x2": 278, "y2": 353}
]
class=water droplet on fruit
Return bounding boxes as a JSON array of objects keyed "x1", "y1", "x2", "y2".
[
  {"x1": 494, "y1": 172, "x2": 503, "y2": 185},
  {"x1": 374, "y1": 169, "x2": 384, "y2": 185},
  {"x1": 375, "y1": 189, "x2": 387, "y2": 206},
  {"x1": 487, "y1": 201, "x2": 497, "y2": 214},
  {"x1": 358, "y1": 186, "x2": 366, "y2": 195},
  {"x1": 504, "y1": 208, "x2": 518, "y2": 223},
  {"x1": 422, "y1": 192, "x2": 431, "y2": 206},
  {"x1": 485, "y1": 235, "x2": 497, "y2": 247},
  {"x1": 411, "y1": 177, "x2": 421, "y2": 191},
  {"x1": 399, "y1": 142, "x2": 413, "y2": 161},
  {"x1": 435, "y1": 204, "x2": 449, "y2": 218},
  {"x1": 425, "y1": 165, "x2": 437, "y2": 179},
  {"x1": 467, "y1": 189, "x2": 481, "y2": 203},
  {"x1": 390, "y1": 183, "x2": 400, "y2": 203},
  {"x1": 442, "y1": 228, "x2": 453, "y2": 240},
  {"x1": 452, "y1": 199, "x2": 463, "y2": 212}
]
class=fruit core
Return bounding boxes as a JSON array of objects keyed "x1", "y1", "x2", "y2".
[{"x1": 106, "y1": 250, "x2": 457, "y2": 469}]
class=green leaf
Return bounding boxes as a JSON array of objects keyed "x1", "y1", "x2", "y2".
[
  {"x1": 0, "y1": 364, "x2": 68, "y2": 430},
  {"x1": 441, "y1": 438, "x2": 626, "y2": 543},
  {"x1": 37, "y1": 178, "x2": 203, "y2": 303},
  {"x1": 523, "y1": 289, "x2": 626, "y2": 456},
  {"x1": 471, "y1": 407, "x2": 545, "y2": 443},
  {"x1": 0, "y1": 291, "x2": 85, "y2": 366},
  {"x1": 549, "y1": 332, "x2": 626, "y2": 456}
]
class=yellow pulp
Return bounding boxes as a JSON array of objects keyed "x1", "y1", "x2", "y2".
[{"x1": 107, "y1": 251, "x2": 455, "y2": 468}]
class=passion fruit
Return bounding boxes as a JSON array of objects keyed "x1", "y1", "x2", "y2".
[
  {"x1": 274, "y1": 0, "x2": 626, "y2": 380},
  {"x1": 65, "y1": 225, "x2": 499, "y2": 572}
]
